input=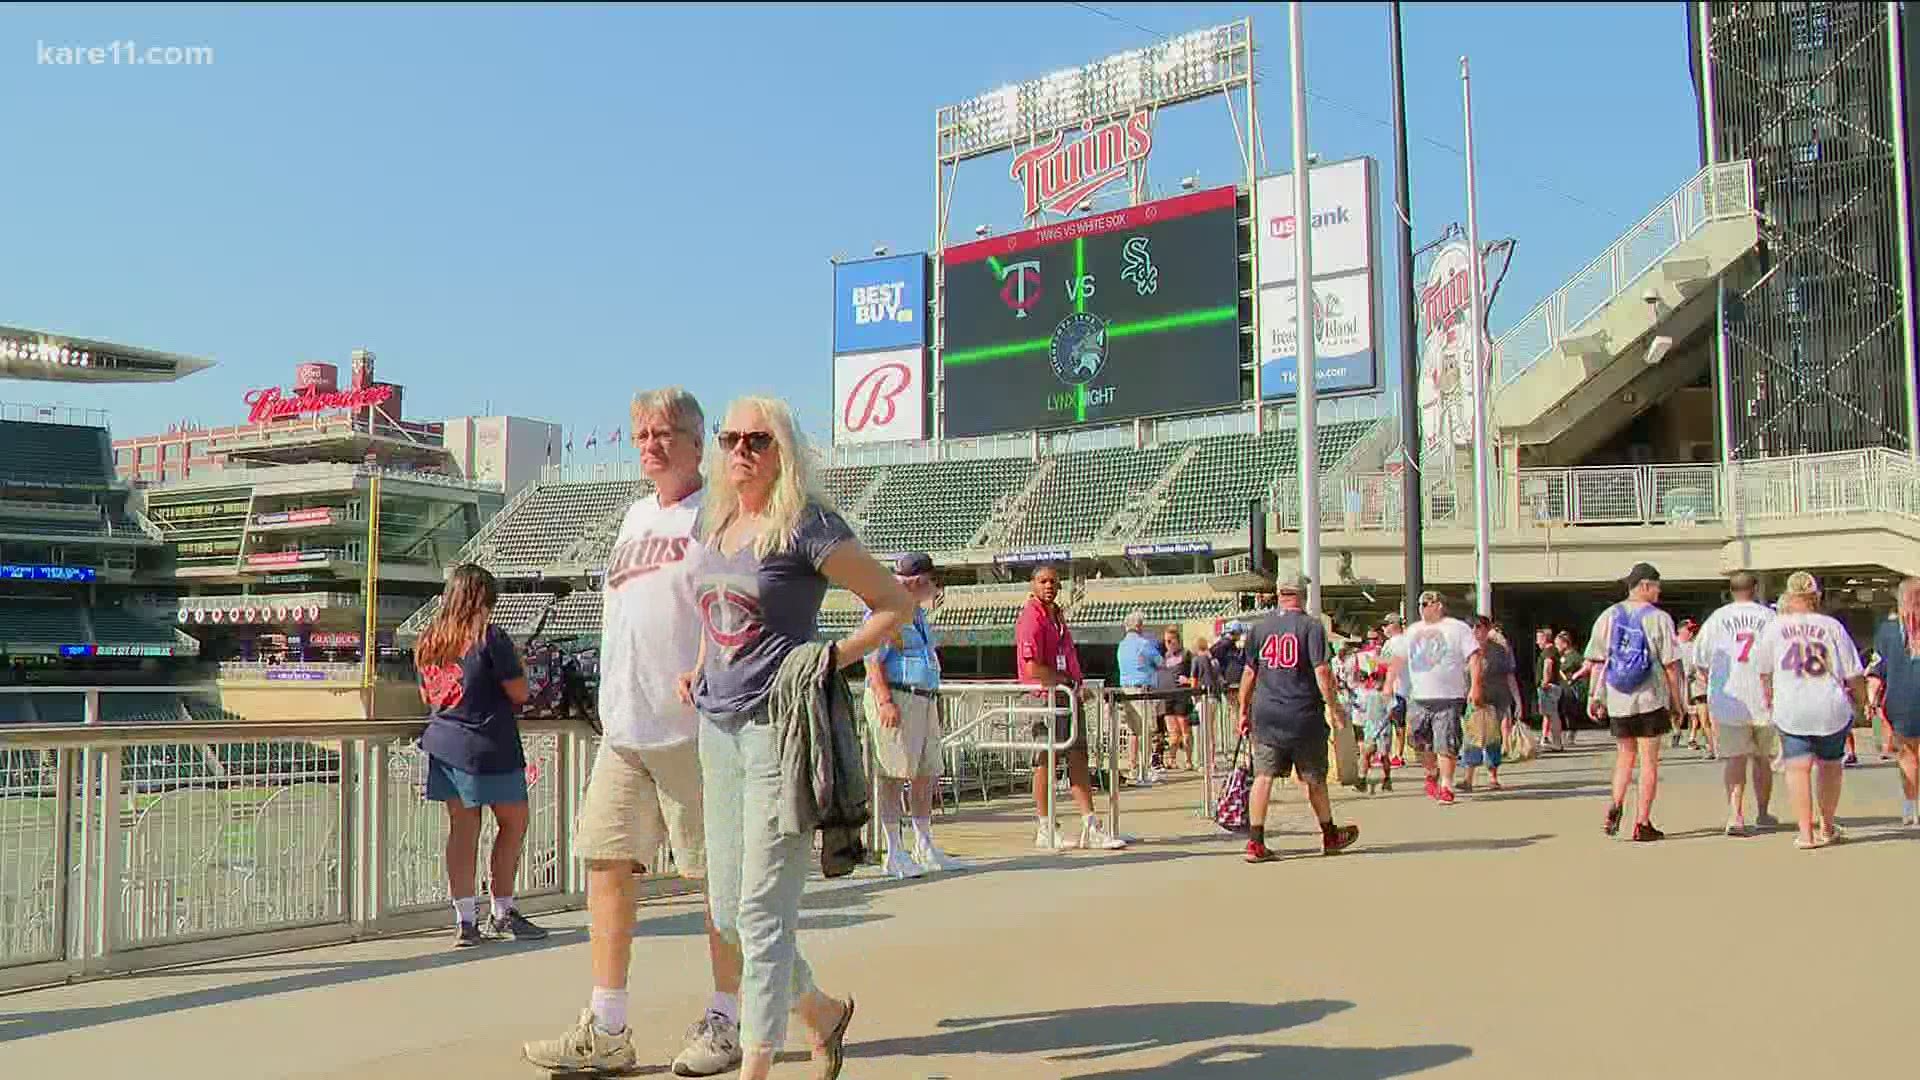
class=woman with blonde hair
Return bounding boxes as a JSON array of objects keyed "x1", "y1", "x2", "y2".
[
  {"x1": 677, "y1": 395, "x2": 913, "y2": 1079},
  {"x1": 1753, "y1": 571, "x2": 1866, "y2": 848},
  {"x1": 415, "y1": 563, "x2": 544, "y2": 946},
  {"x1": 1867, "y1": 576, "x2": 1920, "y2": 826}
]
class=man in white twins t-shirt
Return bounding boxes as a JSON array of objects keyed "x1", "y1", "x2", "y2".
[
  {"x1": 1695, "y1": 571, "x2": 1780, "y2": 835},
  {"x1": 525, "y1": 388, "x2": 744, "y2": 1077}
]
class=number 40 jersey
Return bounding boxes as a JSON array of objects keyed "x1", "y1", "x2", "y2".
[
  {"x1": 1696, "y1": 600, "x2": 1774, "y2": 725},
  {"x1": 1752, "y1": 610, "x2": 1863, "y2": 738}
]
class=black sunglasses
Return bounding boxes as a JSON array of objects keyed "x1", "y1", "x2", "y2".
[{"x1": 717, "y1": 430, "x2": 775, "y2": 454}]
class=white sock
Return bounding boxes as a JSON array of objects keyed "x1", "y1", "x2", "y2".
[
  {"x1": 1083, "y1": 813, "x2": 1100, "y2": 829},
  {"x1": 1905, "y1": 799, "x2": 1918, "y2": 818},
  {"x1": 911, "y1": 816, "x2": 935, "y2": 845},
  {"x1": 491, "y1": 894, "x2": 516, "y2": 919},
  {"x1": 453, "y1": 896, "x2": 477, "y2": 925},
  {"x1": 590, "y1": 987, "x2": 628, "y2": 1035},
  {"x1": 709, "y1": 991, "x2": 739, "y2": 1024},
  {"x1": 883, "y1": 821, "x2": 904, "y2": 852}
]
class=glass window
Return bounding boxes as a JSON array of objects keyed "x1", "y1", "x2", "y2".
[
  {"x1": 114, "y1": 449, "x2": 129, "y2": 466},
  {"x1": 190, "y1": 441, "x2": 208, "y2": 458},
  {"x1": 136, "y1": 446, "x2": 153, "y2": 465},
  {"x1": 163, "y1": 443, "x2": 182, "y2": 461}
]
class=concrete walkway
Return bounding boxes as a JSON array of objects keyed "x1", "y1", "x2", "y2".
[{"x1": 2, "y1": 740, "x2": 1913, "y2": 1079}]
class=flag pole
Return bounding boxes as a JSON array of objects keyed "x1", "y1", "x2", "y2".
[
  {"x1": 1289, "y1": 1, "x2": 1321, "y2": 616},
  {"x1": 1390, "y1": 2, "x2": 1424, "y2": 621},
  {"x1": 1462, "y1": 55, "x2": 1493, "y2": 617}
]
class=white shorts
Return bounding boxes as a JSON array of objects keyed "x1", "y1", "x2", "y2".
[
  {"x1": 572, "y1": 739, "x2": 705, "y2": 878},
  {"x1": 864, "y1": 686, "x2": 944, "y2": 779}
]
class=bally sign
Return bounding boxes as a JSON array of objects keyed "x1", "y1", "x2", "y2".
[
  {"x1": 832, "y1": 348, "x2": 925, "y2": 445},
  {"x1": 243, "y1": 383, "x2": 392, "y2": 424},
  {"x1": 1009, "y1": 111, "x2": 1152, "y2": 219}
]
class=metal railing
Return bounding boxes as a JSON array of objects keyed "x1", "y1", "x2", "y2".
[
  {"x1": 1311, "y1": 449, "x2": 1920, "y2": 533},
  {"x1": 0, "y1": 402, "x2": 111, "y2": 427},
  {"x1": 1496, "y1": 159, "x2": 1755, "y2": 387},
  {"x1": 0, "y1": 717, "x2": 683, "y2": 992}
]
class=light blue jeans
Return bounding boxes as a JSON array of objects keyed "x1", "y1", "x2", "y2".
[{"x1": 699, "y1": 707, "x2": 817, "y2": 1052}]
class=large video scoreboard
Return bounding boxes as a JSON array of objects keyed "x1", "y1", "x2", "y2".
[{"x1": 940, "y1": 186, "x2": 1242, "y2": 438}]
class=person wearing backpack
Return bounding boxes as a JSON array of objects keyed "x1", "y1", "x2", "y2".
[{"x1": 1584, "y1": 563, "x2": 1687, "y2": 841}]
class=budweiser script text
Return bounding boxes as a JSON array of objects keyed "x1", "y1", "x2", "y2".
[{"x1": 243, "y1": 384, "x2": 393, "y2": 424}]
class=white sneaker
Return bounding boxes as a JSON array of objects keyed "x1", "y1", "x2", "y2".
[
  {"x1": 913, "y1": 836, "x2": 966, "y2": 873},
  {"x1": 1034, "y1": 821, "x2": 1073, "y2": 849},
  {"x1": 1080, "y1": 820, "x2": 1128, "y2": 850},
  {"x1": 523, "y1": 1009, "x2": 639, "y2": 1075},
  {"x1": 1901, "y1": 803, "x2": 1919, "y2": 827},
  {"x1": 671, "y1": 1011, "x2": 743, "y2": 1077},
  {"x1": 881, "y1": 847, "x2": 925, "y2": 880}
]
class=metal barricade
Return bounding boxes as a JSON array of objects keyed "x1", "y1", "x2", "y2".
[{"x1": 927, "y1": 679, "x2": 1118, "y2": 849}]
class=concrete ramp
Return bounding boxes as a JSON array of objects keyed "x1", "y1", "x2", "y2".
[{"x1": 1493, "y1": 161, "x2": 1757, "y2": 446}]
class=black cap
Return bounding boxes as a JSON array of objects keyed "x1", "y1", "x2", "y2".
[
  {"x1": 894, "y1": 551, "x2": 935, "y2": 577},
  {"x1": 1625, "y1": 562, "x2": 1661, "y2": 588}
]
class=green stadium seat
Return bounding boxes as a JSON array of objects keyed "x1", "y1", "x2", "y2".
[{"x1": 0, "y1": 421, "x2": 115, "y2": 487}]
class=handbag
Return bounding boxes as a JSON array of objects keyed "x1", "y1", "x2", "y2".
[
  {"x1": 1214, "y1": 731, "x2": 1251, "y2": 833},
  {"x1": 1503, "y1": 715, "x2": 1539, "y2": 763}
]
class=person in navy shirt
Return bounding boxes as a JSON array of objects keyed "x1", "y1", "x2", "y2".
[
  {"x1": 1869, "y1": 577, "x2": 1920, "y2": 826},
  {"x1": 415, "y1": 563, "x2": 545, "y2": 947}
]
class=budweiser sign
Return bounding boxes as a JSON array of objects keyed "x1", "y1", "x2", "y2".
[
  {"x1": 1009, "y1": 111, "x2": 1152, "y2": 219},
  {"x1": 243, "y1": 384, "x2": 393, "y2": 424}
]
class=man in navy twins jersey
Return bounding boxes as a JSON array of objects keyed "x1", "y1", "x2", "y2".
[{"x1": 1236, "y1": 577, "x2": 1361, "y2": 863}]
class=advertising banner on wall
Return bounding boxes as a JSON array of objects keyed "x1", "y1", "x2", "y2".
[
  {"x1": 1255, "y1": 158, "x2": 1375, "y2": 286},
  {"x1": 1255, "y1": 158, "x2": 1380, "y2": 401},
  {"x1": 832, "y1": 347, "x2": 926, "y2": 445},
  {"x1": 1257, "y1": 277, "x2": 1378, "y2": 398},
  {"x1": 832, "y1": 253, "x2": 929, "y2": 355}
]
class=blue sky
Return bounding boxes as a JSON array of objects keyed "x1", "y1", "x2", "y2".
[{"x1": 0, "y1": 3, "x2": 1700, "y2": 449}]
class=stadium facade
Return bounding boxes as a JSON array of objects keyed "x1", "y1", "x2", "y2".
[
  {"x1": 432, "y1": 8, "x2": 1920, "y2": 680},
  {"x1": 2, "y1": 329, "x2": 212, "y2": 723}
]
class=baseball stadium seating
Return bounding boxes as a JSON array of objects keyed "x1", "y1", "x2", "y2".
[
  {"x1": 851, "y1": 458, "x2": 1039, "y2": 554},
  {"x1": 1003, "y1": 445, "x2": 1185, "y2": 550},
  {"x1": 469, "y1": 479, "x2": 649, "y2": 572},
  {"x1": 0, "y1": 420, "x2": 115, "y2": 486},
  {"x1": 1136, "y1": 421, "x2": 1375, "y2": 542},
  {"x1": 0, "y1": 601, "x2": 89, "y2": 647}
]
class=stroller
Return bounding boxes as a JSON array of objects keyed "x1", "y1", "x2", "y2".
[{"x1": 519, "y1": 599, "x2": 603, "y2": 735}]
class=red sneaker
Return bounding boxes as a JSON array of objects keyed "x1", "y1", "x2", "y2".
[
  {"x1": 1424, "y1": 779, "x2": 1440, "y2": 801},
  {"x1": 1244, "y1": 840, "x2": 1275, "y2": 863},
  {"x1": 1391, "y1": 757, "x2": 1406, "y2": 768},
  {"x1": 1321, "y1": 823, "x2": 1360, "y2": 854},
  {"x1": 1437, "y1": 787, "x2": 1456, "y2": 805}
]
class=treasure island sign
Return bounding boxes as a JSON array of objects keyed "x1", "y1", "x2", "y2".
[{"x1": 242, "y1": 383, "x2": 392, "y2": 424}]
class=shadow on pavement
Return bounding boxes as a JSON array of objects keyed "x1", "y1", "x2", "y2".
[
  {"x1": 0, "y1": 932, "x2": 583, "y2": 1042},
  {"x1": 1065, "y1": 1040, "x2": 1472, "y2": 1079},
  {"x1": 853, "y1": 999, "x2": 1352, "y2": 1064}
]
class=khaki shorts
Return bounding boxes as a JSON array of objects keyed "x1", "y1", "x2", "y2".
[
  {"x1": 573, "y1": 739, "x2": 705, "y2": 878},
  {"x1": 1716, "y1": 723, "x2": 1780, "y2": 760},
  {"x1": 863, "y1": 686, "x2": 944, "y2": 780}
]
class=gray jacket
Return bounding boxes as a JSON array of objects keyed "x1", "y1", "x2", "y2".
[{"x1": 768, "y1": 642, "x2": 871, "y2": 877}]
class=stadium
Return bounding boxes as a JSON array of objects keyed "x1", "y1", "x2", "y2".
[{"x1": 2, "y1": 1, "x2": 1918, "y2": 1019}]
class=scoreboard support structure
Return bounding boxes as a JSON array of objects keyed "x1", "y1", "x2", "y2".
[{"x1": 932, "y1": 20, "x2": 1260, "y2": 444}]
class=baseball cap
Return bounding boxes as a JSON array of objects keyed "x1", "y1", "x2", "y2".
[
  {"x1": 1382, "y1": 611, "x2": 1404, "y2": 626},
  {"x1": 1625, "y1": 562, "x2": 1661, "y2": 588},
  {"x1": 1275, "y1": 574, "x2": 1311, "y2": 596},
  {"x1": 894, "y1": 552, "x2": 934, "y2": 578}
]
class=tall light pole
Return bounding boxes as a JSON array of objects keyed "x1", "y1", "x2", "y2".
[
  {"x1": 1389, "y1": 2, "x2": 1423, "y2": 620},
  {"x1": 1461, "y1": 57, "x2": 1492, "y2": 617},
  {"x1": 1289, "y1": 2, "x2": 1321, "y2": 615}
]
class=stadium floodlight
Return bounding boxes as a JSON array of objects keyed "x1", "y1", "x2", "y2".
[
  {"x1": 874, "y1": 245, "x2": 889, "y2": 257},
  {"x1": 936, "y1": 20, "x2": 1247, "y2": 163},
  {"x1": 974, "y1": 224, "x2": 991, "y2": 238},
  {"x1": 1180, "y1": 175, "x2": 1198, "y2": 191}
]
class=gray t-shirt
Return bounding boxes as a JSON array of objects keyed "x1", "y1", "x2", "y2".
[{"x1": 692, "y1": 504, "x2": 856, "y2": 717}]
